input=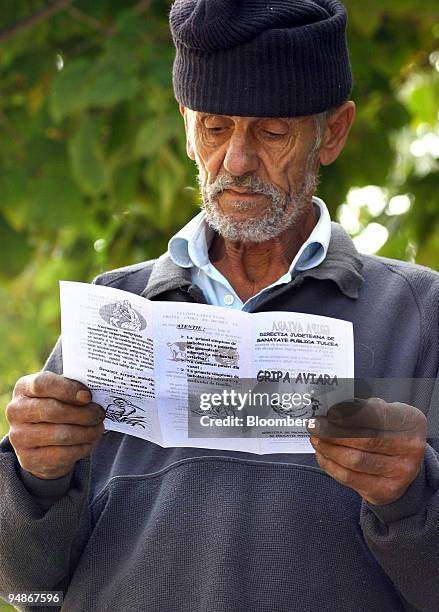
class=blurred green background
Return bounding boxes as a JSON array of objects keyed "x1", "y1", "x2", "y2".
[
  {"x1": 1, "y1": 0, "x2": 439, "y2": 437},
  {"x1": 0, "y1": 0, "x2": 438, "y2": 610}
]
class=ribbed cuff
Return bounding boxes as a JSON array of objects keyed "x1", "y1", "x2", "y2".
[
  {"x1": 363, "y1": 461, "x2": 428, "y2": 525},
  {"x1": 19, "y1": 466, "x2": 74, "y2": 502}
]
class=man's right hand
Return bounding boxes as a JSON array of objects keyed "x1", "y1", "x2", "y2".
[{"x1": 6, "y1": 371, "x2": 106, "y2": 480}]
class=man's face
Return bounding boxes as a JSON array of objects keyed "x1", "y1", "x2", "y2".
[{"x1": 183, "y1": 109, "x2": 322, "y2": 242}]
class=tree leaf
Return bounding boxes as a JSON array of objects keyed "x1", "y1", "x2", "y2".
[
  {"x1": 404, "y1": 78, "x2": 439, "y2": 125},
  {"x1": 134, "y1": 114, "x2": 181, "y2": 158},
  {"x1": 69, "y1": 114, "x2": 109, "y2": 196},
  {"x1": 0, "y1": 215, "x2": 31, "y2": 277},
  {"x1": 86, "y1": 55, "x2": 140, "y2": 109},
  {"x1": 0, "y1": 168, "x2": 29, "y2": 230},
  {"x1": 49, "y1": 59, "x2": 92, "y2": 122},
  {"x1": 32, "y1": 170, "x2": 85, "y2": 231}
]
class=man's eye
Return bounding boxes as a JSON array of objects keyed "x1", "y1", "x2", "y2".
[
  {"x1": 206, "y1": 127, "x2": 226, "y2": 133},
  {"x1": 264, "y1": 131, "x2": 285, "y2": 138}
]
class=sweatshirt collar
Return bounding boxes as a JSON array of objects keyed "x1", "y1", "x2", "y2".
[
  {"x1": 296, "y1": 221, "x2": 364, "y2": 299},
  {"x1": 142, "y1": 222, "x2": 364, "y2": 302}
]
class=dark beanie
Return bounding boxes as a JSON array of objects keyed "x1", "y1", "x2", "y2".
[{"x1": 169, "y1": 0, "x2": 352, "y2": 117}]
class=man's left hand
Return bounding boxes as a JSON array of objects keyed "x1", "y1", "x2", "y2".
[{"x1": 308, "y1": 398, "x2": 427, "y2": 505}]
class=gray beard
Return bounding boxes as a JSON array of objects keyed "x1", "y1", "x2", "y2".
[{"x1": 198, "y1": 171, "x2": 318, "y2": 243}]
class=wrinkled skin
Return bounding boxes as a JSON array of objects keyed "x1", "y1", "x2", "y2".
[
  {"x1": 180, "y1": 102, "x2": 355, "y2": 302},
  {"x1": 6, "y1": 371, "x2": 106, "y2": 479},
  {"x1": 308, "y1": 398, "x2": 427, "y2": 505}
]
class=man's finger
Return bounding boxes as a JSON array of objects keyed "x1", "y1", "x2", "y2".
[
  {"x1": 308, "y1": 432, "x2": 425, "y2": 456},
  {"x1": 9, "y1": 422, "x2": 104, "y2": 449},
  {"x1": 18, "y1": 444, "x2": 96, "y2": 479},
  {"x1": 7, "y1": 397, "x2": 105, "y2": 426},
  {"x1": 313, "y1": 451, "x2": 389, "y2": 495},
  {"x1": 327, "y1": 398, "x2": 425, "y2": 432},
  {"x1": 309, "y1": 436, "x2": 408, "y2": 476},
  {"x1": 307, "y1": 415, "x2": 386, "y2": 438},
  {"x1": 13, "y1": 372, "x2": 92, "y2": 405}
]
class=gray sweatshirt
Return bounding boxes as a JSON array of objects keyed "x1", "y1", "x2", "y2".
[{"x1": 1, "y1": 224, "x2": 439, "y2": 612}]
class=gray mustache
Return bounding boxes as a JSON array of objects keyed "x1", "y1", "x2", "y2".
[{"x1": 208, "y1": 175, "x2": 280, "y2": 198}]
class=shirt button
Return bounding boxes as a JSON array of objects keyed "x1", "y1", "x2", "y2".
[{"x1": 224, "y1": 294, "x2": 235, "y2": 306}]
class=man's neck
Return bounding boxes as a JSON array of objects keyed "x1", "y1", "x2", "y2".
[{"x1": 209, "y1": 204, "x2": 317, "y2": 303}]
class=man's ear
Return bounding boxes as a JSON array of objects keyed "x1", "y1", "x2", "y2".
[
  {"x1": 318, "y1": 101, "x2": 356, "y2": 166},
  {"x1": 179, "y1": 103, "x2": 195, "y2": 161}
]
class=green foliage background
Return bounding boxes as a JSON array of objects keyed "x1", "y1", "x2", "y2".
[{"x1": 0, "y1": 0, "x2": 438, "y2": 451}]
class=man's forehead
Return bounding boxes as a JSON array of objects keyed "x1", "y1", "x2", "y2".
[{"x1": 189, "y1": 110, "x2": 305, "y2": 125}]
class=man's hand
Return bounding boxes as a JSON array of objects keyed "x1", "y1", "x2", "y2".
[
  {"x1": 308, "y1": 398, "x2": 427, "y2": 505},
  {"x1": 6, "y1": 371, "x2": 106, "y2": 480}
]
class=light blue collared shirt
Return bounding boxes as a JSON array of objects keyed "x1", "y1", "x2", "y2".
[{"x1": 168, "y1": 197, "x2": 331, "y2": 311}]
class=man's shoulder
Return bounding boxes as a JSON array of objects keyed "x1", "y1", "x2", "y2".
[
  {"x1": 92, "y1": 258, "x2": 159, "y2": 295},
  {"x1": 360, "y1": 252, "x2": 439, "y2": 297},
  {"x1": 361, "y1": 252, "x2": 439, "y2": 280}
]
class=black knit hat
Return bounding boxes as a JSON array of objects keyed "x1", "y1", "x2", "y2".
[{"x1": 170, "y1": 0, "x2": 353, "y2": 117}]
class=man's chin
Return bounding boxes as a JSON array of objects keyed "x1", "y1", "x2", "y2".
[
  {"x1": 203, "y1": 197, "x2": 266, "y2": 219},
  {"x1": 203, "y1": 213, "x2": 287, "y2": 243},
  {"x1": 203, "y1": 205, "x2": 260, "y2": 228}
]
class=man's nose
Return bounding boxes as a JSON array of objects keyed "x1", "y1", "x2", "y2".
[{"x1": 223, "y1": 133, "x2": 259, "y2": 177}]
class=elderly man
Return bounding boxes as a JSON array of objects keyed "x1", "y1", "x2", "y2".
[{"x1": 1, "y1": 1, "x2": 439, "y2": 611}]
